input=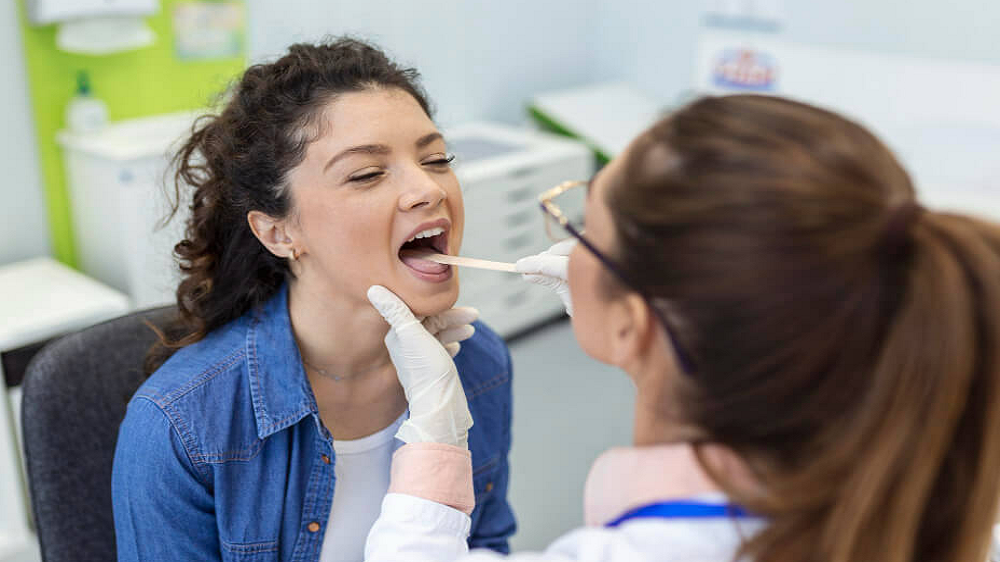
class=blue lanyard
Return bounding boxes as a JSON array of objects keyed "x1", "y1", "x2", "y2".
[{"x1": 605, "y1": 500, "x2": 752, "y2": 528}]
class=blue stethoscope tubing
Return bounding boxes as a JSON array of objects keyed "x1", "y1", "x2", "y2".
[{"x1": 605, "y1": 500, "x2": 754, "y2": 528}]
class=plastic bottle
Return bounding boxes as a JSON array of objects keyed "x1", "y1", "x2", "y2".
[{"x1": 66, "y1": 70, "x2": 108, "y2": 133}]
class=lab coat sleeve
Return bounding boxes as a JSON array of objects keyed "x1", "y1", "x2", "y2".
[
  {"x1": 365, "y1": 493, "x2": 587, "y2": 562},
  {"x1": 365, "y1": 493, "x2": 562, "y2": 562},
  {"x1": 365, "y1": 493, "x2": 472, "y2": 561}
]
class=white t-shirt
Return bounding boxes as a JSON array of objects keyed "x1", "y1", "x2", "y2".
[{"x1": 319, "y1": 413, "x2": 406, "y2": 562}]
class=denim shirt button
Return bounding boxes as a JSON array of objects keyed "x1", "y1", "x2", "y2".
[
  {"x1": 308, "y1": 522, "x2": 320, "y2": 533},
  {"x1": 485, "y1": 482, "x2": 494, "y2": 493},
  {"x1": 321, "y1": 454, "x2": 331, "y2": 464}
]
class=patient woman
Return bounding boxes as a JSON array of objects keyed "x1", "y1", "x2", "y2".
[{"x1": 111, "y1": 38, "x2": 515, "y2": 561}]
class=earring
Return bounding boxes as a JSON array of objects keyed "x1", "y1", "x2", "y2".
[{"x1": 288, "y1": 247, "x2": 299, "y2": 261}]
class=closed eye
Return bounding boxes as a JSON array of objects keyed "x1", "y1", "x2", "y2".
[
  {"x1": 348, "y1": 170, "x2": 384, "y2": 183},
  {"x1": 423, "y1": 154, "x2": 456, "y2": 168}
]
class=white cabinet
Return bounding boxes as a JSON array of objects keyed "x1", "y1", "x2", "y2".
[
  {"x1": 446, "y1": 123, "x2": 593, "y2": 338},
  {"x1": 58, "y1": 111, "x2": 196, "y2": 310}
]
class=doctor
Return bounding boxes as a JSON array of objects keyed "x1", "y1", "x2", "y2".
[{"x1": 363, "y1": 95, "x2": 1000, "y2": 562}]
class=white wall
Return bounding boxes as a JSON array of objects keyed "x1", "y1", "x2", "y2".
[
  {"x1": 247, "y1": 0, "x2": 600, "y2": 128},
  {"x1": 249, "y1": 0, "x2": 1000, "y2": 125},
  {"x1": 591, "y1": 0, "x2": 1000, "y2": 110},
  {"x1": 781, "y1": 0, "x2": 1000, "y2": 65},
  {"x1": 592, "y1": 2, "x2": 703, "y2": 107},
  {"x1": 0, "y1": 1, "x2": 48, "y2": 266}
]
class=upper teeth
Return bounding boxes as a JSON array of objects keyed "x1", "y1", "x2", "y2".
[{"x1": 407, "y1": 226, "x2": 444, "y2": 243}]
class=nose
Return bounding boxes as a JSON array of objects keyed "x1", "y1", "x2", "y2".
[{"x1": 398, "y1": 171, "x2": 447, "y2": 211}]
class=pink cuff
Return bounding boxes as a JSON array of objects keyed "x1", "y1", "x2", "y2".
[{"x1": 389, "y1": 443, "x2": 475, "y2": 515}]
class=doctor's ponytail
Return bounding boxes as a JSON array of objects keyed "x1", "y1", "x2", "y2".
[{"x1": 605, "y1": 95, "x2": 1000, "y2": 562}]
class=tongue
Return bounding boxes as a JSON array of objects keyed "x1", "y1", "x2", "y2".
[{"x1": 400, "y1": 249, "x2": 449, "y2": 274}]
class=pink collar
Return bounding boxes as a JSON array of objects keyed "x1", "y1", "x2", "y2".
[{"x1": 583, "y1": 444, "x2": 725, "y2": 526}]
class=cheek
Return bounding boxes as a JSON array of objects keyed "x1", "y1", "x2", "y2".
[
  {"x1": 448, "y1": 181, "x2": 465, "y2": 251},
  {"x1": 301, "y1": 197, "x2": 395, "y2": 289},
  {"x1": 568, "y1": 248, "x2": 613, "y2": 363},
  {"x1": 312, "y1": 205, "x2": 386, "y2": 255}
]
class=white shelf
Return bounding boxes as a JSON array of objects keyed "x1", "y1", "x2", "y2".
[
  {"x1": 0, "y1": 257, "x2": 129, "y2": 351},
  {"x1": 56, "y1": 110, "x2": 201, "y2": 162}
]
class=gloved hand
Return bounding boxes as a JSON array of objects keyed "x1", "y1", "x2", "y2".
[
  {"x1": 515, "y1": 238, "x2": 577, "y2": 316},
  {"x1": 367, "y1": 285, "x2": 474, "y2": 449},
  {"x1": 423, "y1": 305, "x2": 479, "y2": 358}
]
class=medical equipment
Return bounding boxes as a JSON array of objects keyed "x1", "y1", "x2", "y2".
[
  {"x1": 446, "y1": 122, "x2": 593, "y2": 337},
  {"x1": 402, "y1": 250, "x2": 517, "y2": 273}
]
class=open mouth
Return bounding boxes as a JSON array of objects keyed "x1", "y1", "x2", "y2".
[{"x1": 398, "y1": 223, "x2": 451, "y2": 279}]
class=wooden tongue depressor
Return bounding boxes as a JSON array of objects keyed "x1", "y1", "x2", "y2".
[{"x1": 402, "y1": 249, "x2": 518, "y2": 273}]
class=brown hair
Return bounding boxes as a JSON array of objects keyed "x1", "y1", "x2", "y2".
[
  {"x1": 607, "y1": 95, "x2": 1000, "y2": 562},
  {"x1": 146, "y1": 38, "x2": 433, "y2": 375}
]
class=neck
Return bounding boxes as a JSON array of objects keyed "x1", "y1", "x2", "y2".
[
  {"x1": 632, "y1": 399, "x2": 697, "y2": 446},
  {"x1": 625, "y1": 346, "x2": 704, "y2": 446},
  {"x1": 287, "y1": 278, "x2": 406, "y2": 439},
  {"x1": 626, "y1": 354, "x2": 763, "y2": 500}
]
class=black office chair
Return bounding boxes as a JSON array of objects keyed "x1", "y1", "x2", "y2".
[{"x1": 21, "y1": 306, "x2": 175, "y2": 562}]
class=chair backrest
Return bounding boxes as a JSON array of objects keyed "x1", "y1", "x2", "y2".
[{"x1": 21, "y1": 306, "x2": 175, "y2": 562}]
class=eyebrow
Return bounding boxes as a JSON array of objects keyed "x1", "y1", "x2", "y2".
[
  {"x1": 323, "y1": 132, "x2": 446, "y2": 172},
  {"x1": 416, "y1": 132, "x2": 444, "y2": 148}
]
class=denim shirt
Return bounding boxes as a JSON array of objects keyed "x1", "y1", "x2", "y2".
[{"x1": 112, "y1": 284, "x2": 516, "y2": 561}]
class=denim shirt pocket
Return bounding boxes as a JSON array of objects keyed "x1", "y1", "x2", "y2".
[{"x1": 221, "y1": 539, "x2": 280, "y2": 562}]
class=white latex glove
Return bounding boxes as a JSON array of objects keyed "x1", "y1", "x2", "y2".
[
  {"x1": 423, "y1": 306, "x2": 479, "y2": 358},
  {"x1": 367, "y1": 285, "x2": 473, "y2": 448},
  {"x1": 515, "y1": 238, "x2": 577, "y2": 316}
]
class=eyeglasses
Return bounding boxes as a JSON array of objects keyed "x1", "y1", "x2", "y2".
[{"x1": 538, "y1": 180, "x2": 697, "y2": 375}]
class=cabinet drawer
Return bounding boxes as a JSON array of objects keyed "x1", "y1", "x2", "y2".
[{"x1": 461, "y1": 280, "x2": 566, "y2": 338}]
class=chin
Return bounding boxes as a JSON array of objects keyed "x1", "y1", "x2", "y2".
[{"x1": 397, "y1": 280, "x2": 460, "y2": 318}]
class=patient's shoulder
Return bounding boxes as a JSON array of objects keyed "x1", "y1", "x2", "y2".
[
  {"x1": 133, "y1": 316, "x2": 249, "y2": 407},
  {"x1": 454, "y1": 320, "x2": 511, "y2": 398}
]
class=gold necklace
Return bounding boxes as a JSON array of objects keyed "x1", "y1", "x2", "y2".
[
  {"x1": 301, "y1": 357, "x2": 351, "y2": 382},
  {"x1": 302, "y1": 356, "x2": 390, "y2": 382}
]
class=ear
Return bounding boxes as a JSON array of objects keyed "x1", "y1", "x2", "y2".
[
  {"x1": 247, "y1": 210, "x2": 296, "y2": 259},
  {"x1": 607, "y1": 293, "x2": 657, "y2": 369}
]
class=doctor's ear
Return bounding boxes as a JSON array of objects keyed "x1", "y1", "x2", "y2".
[
  {"x1": 247, "y1": 211, "x2": 298, "y2": 260},
  {"x1": 607, "y1": 293, "x2": 657, "y2": 368}
]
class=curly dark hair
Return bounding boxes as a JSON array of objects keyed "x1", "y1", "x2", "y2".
[{"x1": 145, "y1": 37, "x2": 433, "y2": 375}]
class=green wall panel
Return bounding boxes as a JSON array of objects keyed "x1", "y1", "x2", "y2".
[{"x1": 18, "y1": 0, "x2": 246, "y2": 266}]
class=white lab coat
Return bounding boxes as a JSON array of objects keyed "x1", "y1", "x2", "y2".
[
  {"x1": 368, "y1": 494, "x2": 1000, "y2": 561},
  {"x1": 365, "y1": 440, "x2": 1000, "y2": 562},
  {"x1": 366, "y1": 444, "x2": 767, "y2": 561},
  {"x1": 365, "y1": 493, "x2": 765, "y2": 562}
]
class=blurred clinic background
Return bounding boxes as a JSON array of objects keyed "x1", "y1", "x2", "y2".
[{"x1": 1, "y1": 0, "x2": 999, "y2": 560}]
